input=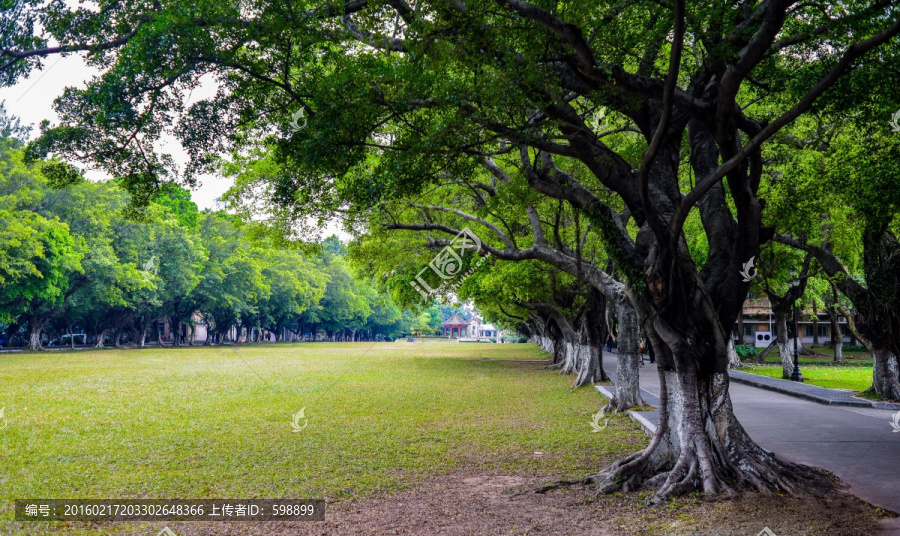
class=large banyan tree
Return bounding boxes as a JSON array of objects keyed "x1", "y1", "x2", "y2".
[{"x1": 9, "y1": 0, "x2": 900, "y2": 500}]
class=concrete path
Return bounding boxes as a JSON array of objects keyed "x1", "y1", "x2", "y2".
[{"x1": 600, "y1": 352, "x2": 900, "y2": 534}]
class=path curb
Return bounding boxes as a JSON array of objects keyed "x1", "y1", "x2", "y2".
[
  {"x1": 594, "y1": 367, "x2": 900, "y2": 437},
  {"x1": 728, "y1": 369, "x2": 900, "y2": 410},
  {"x1": 594, "y1": 378, "x2": 659, "y2": 436}
]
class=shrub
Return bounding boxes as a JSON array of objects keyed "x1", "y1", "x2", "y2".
[
  {"x1": 488, "y1": 338, "x2": 497, "y2": 343},
  {"x1": 843, "y1": 344, "x2": 868, "y2": 352},
  {"x1": 517, "y1": 337, "x2": 528, "y2": 343},
  {"x1": 735, "y1": 344, "x2": 759, "y2": 359}
]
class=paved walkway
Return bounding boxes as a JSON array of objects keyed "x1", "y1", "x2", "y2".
[{"x1": 599, "y1": 352, "x2": 900, "y2": 534}]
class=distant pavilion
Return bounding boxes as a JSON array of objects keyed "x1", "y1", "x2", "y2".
[
  {"x1": 440, "y1": 314, "x2": 499, "y2": 339},
  {"x1": 440, "y1": 313, "x2": 470, "y2": 338}
]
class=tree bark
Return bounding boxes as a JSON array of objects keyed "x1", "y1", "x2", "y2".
[
  {"x1": 573, "y1": 288, "x2": 609, "y2": 386},
  {"x1": 604, "y1": 302, "x2": 643, "y2": 412},
  {"x1": 573, "y1": 344, "x2": 603, "y2": 387},
  {"x1": 94, "y1": 329, "x2": 108, "y2": 348},
  {"x1": 587, "y1": 367, "x2": 829, "y2": 501},
  {"x1": 774, "y1": 312, "x2": 794, "y2": 379},
  {"x1": 825, "y1": 305, "x2": 843, "y2": 363},
  {"x1": 871, "y1": 349, "x2": 900, "y2": 401},
  {"x1": 727, "y1": 339, "x2": 742, "y2": 369},
  {"x1": 26, "y1": 319, "x2": 45, "y2": 351}
]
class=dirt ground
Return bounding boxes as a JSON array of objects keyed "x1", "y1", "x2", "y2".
[{"x1": 126, "y1": 471, "x2": 889, "y2": 536}]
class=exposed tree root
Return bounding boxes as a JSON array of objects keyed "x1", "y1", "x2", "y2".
[
  {"x1": 531, "y1": 371, "x2": 835, "y2": 504},
  {"x1": 601, "y1": 393, "x2": 646, "y2": 414}
]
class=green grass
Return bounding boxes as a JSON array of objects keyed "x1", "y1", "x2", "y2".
[
  {"x1": 0, "y1": 340, "x2": 639, "y2": 534},
  {"x1": 803, "y1": 346, "x2": 873, "y2": 360},
  {"x1": 746, "y1": 345, "x2": 874, "y2": 392},
  {"x1": 755, "y1": 346, "x2": 872, "y2": 366},
  {"x1": 742, "y1": 364, "x2": 873, "y2": 392}
]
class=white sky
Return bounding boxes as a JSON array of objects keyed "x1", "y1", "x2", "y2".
[{"x1": 0, "y1": 53, "x2": 232, "y2": 210}]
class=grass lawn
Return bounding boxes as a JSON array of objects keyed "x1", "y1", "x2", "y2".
[
  {"x1": 742, "y1": 364, "x2": 873, "y2": 392},
  {"x1": 758, "y1": 351, "x2": 872, "y2": 366},
  {"x1": 803, "y1": 346, "x2": 873, "y2": 360},
  {"x1": 744, "y1": 345, "x2": 874, "y2": 393},
  {"x1": 0, "y1": 340, "x2": 638, "y2": 535},
  {"x1": 1, "y1": 341, "x2": 884, "y2": 535}
]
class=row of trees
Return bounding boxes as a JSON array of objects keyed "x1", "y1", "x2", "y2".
[
  {"x1": 5, "y1": 0, "x2": 900, "y2": 503},
  {"x1": 0, "y1": 123, "x2": 454, "y2": 349}
]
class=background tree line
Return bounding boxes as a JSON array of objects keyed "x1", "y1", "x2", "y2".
[{"x1": 0, "y1": 116, "x2": 459, "y2": 350}]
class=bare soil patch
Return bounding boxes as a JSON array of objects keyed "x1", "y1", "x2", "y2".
[{"x1": 134, "y1": 471, "x2": 887, "y2": 536}]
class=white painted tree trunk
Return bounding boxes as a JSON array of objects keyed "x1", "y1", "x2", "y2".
[
  {"x1": 727, "y1": 339, "x2": 742, "y2": 369},
  {"x1": 606, "y1": 303, "x2": 643, "y2": 412},
  {"x1": 589, "y1": 368, "x2": 830, "y2": 500},
  {"x1": 560, "y1": 341, "x2": 578, "y2": 374},
  {"x1": 573, "y1": 345, "x2": 602, "y2": 387},
  {"x1": 775, "y1": 314, "x2": 793, "y2": 379}
]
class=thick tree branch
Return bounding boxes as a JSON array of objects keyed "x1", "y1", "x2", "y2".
[{"x1": 670, "y1": 15, "x2": 900, "y2": 240}]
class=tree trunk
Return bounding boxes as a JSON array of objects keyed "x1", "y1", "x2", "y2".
[
  {"x1": 826, "y1": 306, "x2": 843, "y2": 363},
  {"x1": 871, "y1": 348, "x2": 900, "y2": 401},
  {"x1": 94, "y1": 329, "x2": 108, "y2": 348},
  {"x1": 588, "y1": 367, "x2": 829, "y2": 501},
  {"x1": 753, "y1": 339, "x2": 777, "y2": 364},
  {"x1": 560, "y1": 339, "x2": 578, "y2": 374},
  {"x1": 573, "y1": 343, "x2": 603, "y2": 387},
  {"x1": 727, "y1": 339, "x2": 742, "y2": 369},
  {"x1": 775, "y1": 312, "x2": 793, "y2": 379},
  {"x1": 26, "y1": 319, "x2": 45, "y2": 351},
  {"x1": 587, "y1": 276, "x2": 832, "y2": 501},
  {"x1": 604, "y1": 302, "x2": 643, "y2": 412},
  {"x1": 573, "y1": 288, "x2": 609, "y2": 387},
  {"x1": 68, "y1": 323, "x2": 76, "y2": 350}
]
